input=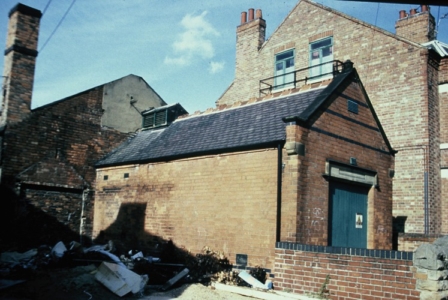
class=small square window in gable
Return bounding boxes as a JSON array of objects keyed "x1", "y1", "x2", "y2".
[
  {"x1": 124, "y1": 173, "x2": 129, "y2": 179},
  {"x1": 347, "y1": 100, "x2": 358, "y2": 114}
]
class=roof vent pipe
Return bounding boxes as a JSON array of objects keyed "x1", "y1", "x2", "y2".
[
  {"x1": 248, "y1": 8, "x2": 254, "y2": 21},
  {"x1": 256, "y1": 9, "x2": 262, "y2": 19},
  {"x1": 241, "y1": 11, "x2": 247, "y2": 24},
  {"x1": 410, "y1": 8, "x2": 417, "y2": 16},
  {"x1": 421, "y1": 5, "x2": 429, "y2": 12},
  {"x1": 399, "y1": 10, "x2": 407, "y2": 19}
]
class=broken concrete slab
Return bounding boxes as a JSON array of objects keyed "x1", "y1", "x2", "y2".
[
  {"x1": 238, "y1": 270, "x2": 266, "y2": 289},
  {"x1": 95, "y1": 261, "x2": 146, "y2": 297}
]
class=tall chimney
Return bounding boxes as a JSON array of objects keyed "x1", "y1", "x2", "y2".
[
  {"x1": 235, "y1": 8, "x2": 266, "y2": 80},
  {"x1": 1, "y1": 4, "x2": 42, "y2": 126},
  {"x1": 395, "y1": 5, "x2": 435, "y2": 43}
]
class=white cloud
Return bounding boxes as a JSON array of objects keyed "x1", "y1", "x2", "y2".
[
  {"x1": 165, "y1": 11, "x2": 220, "y2": 66},
  {"x1": 209, "y1": 61, "x2": 225, "y2": 74},
  {"x1": 164, "y1": 56, "x2": 189, "y2": 66}
]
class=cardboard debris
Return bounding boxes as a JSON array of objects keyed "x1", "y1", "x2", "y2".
[
  {"x1": 0, "y1": 249, "x2": 38, "y2": 266},
  {"x1": 238, "y1": 270, "x2": 266, "y2": 289},
  {"x1": 95, "y1": 261, "x2": 146, "y2": 297},
  {"x1": 85, "y1": 248, "x2": 126, "y2": 267},
  {"x1": 161, "y1": 268, "x2": 189, "y2": 291}
]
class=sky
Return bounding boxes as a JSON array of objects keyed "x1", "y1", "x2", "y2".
[{"x1": 1, "y1": 1, "x2": 448, "y2": 114}]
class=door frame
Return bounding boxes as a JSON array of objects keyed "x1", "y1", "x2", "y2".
[{"x1": 324, "y1": 160, "x2": 377, "y2": 249}]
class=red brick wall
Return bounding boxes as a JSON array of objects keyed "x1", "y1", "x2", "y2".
[
  {"x1": 95, "y1": 149, "x2": 279, "y2": 269},
  {"x1": 1, "y1": 4, "x2": 41, "y2": 125},
  {"x1": 23, "y1": 186, "x2": 83, "y2": 234},
  {"x1": 95, "y1": 76, "x2": 394, "y2": 268},
  {"x1": 218, "y1": 0, "x2": 438, "y2": 239},
  {"x1": 2, "y1": 87, "x2": 128, "y2": 185},
  {"x1": 282, "y1": 81, "x2": 394, "y2": 249},
  {"x1": 274, "y1": 245, "x2": 419, "y2": 300},
  {"x1": 2, "y1": 88, "x2": 129, "y2": 238}
]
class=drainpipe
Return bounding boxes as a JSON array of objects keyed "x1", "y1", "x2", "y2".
[
  {"x1": 424, "y1": 171, "x2": 429, "y2": 234},
  {"x1": 276, "y1": 143, "x2": 282, "y2": 242},
  {"x1": 80, "y1": 188, "x2": 90, "y2": 244}
]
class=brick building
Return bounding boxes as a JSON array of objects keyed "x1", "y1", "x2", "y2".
[
  {"x1": 95, "y1": 61, "x2": 395, "y2": 270},
  {"x1": 216, "y1": 1, "x2": 448, "y2": 251},
  {"x1": 0, "y1": 4, "x2": 168, "y2": 241}
]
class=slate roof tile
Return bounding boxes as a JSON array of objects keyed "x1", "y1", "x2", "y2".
[{"x1": 97, "y1": 87, "x2": 324, "y2": 167}]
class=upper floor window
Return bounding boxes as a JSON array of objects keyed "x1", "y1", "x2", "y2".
[
  {"x1": 274, "y1": 49, "x2": 294, "y2": 90},
  {"x1": 309, "y1": 37, "x2": 333, "y2": 78},
  {"x1": 141, "y1": 103, "x2": 188, "y2": 130},
  {"x1": 143, "y1": 110, "x2": 167, "y2": 128}
]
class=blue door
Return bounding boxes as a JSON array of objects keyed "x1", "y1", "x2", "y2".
[{"x1": 329, "y1": 181, "x2": 368, "y2": 248}]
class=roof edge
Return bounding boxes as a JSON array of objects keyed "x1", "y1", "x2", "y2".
[{"x1": 95, "y1": 141, "x2": 285, "y2": 168}]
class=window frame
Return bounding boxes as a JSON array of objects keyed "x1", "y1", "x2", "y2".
[
  {"x1": 309, "y1": 37, "x2": 333, "y2": 79},
  {"x1": 142, "y1": 109, "x2": 168, "y2": 129},
  {"x1": 274, "y1": 49, "x2": 295, "y2": 90}
]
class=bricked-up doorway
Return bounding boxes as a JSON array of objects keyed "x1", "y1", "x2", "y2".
[{"x1": 329, "y1": 181, "x2": 369, "y2": 248}]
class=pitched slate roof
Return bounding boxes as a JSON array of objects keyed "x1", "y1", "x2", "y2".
[
  {"x1": 96, "y1": 67, "x2": 367, "y2": 167},
  {"x1": 97, "y1": 86, "x2": 324, "y2": 167}
]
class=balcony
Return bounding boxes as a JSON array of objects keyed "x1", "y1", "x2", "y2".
[{"x1": 259, "y1": 60, "x2": 344, "y2": 97}]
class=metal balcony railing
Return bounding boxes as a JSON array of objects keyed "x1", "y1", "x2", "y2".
[{"x1": 259, "y1": 60, "x2": 344, "y2": 97}]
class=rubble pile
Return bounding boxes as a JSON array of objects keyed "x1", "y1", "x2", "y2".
[{"x1": 0, "y1": 240, "x2": 272, "y2": 299}]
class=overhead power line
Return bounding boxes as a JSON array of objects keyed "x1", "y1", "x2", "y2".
[
  {"x1": 42, "y1": 0, "x2": 53, "y2": 15},
  {"x1": 39, "y1": 0, "x2": 77, "y2": 53}
]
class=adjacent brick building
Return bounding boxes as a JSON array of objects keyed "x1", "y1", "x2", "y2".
[
  {"x1": 0, "y1": 4, "x2": 167, "y2": 241},
  {"x1": 216, "y1": 1, "x2": 448, "y2": 251},
  {"x1": 95, "y1": 62, "x2": 395, "y2": 271}
]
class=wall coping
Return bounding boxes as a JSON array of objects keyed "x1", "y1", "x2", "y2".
[{"x1": 276, "y1": 242, "x2": 413, "y2": 261}]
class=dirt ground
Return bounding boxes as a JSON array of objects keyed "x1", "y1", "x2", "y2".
[{"x1": 0, "y1": 265, "x2": 259, "y2": 300}]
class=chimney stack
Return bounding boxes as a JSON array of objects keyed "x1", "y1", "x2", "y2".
[
  {"x1": 399, "y1": 10, "x2": 407, "y2": 19},
  {"x1": 395, "y1": 4, "x2": 435, "y2": 43},
  {"x1": 240, "y1": 8, "x2": 264, "y2": 25},
  {"x1": 248, "y1": 8, "x2": 254, "y2": 22},
  {"x1": 241, "y1": 11, "x2": 247, "y2": 25},
  {"x1": 235, "y1": 8, "x2": 266, "y2": 80},
  {"x1": 1, "y1": 4, "x2": 42, "y2": 125}
]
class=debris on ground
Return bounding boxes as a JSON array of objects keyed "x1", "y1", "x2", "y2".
[
  {"x1": 238, "y1": 270, "x2": 267, "y2": 289},
  {"x1": 95, "y1": 261, "x2": 148, "y2": 296},
  {"x1": 0, "y1": 240, "x2": 275, "y2": 299}
]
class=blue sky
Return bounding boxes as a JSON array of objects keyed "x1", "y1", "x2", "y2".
[{"x1": 1, "y1": 1, "x2": 448, "y2": 113}]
